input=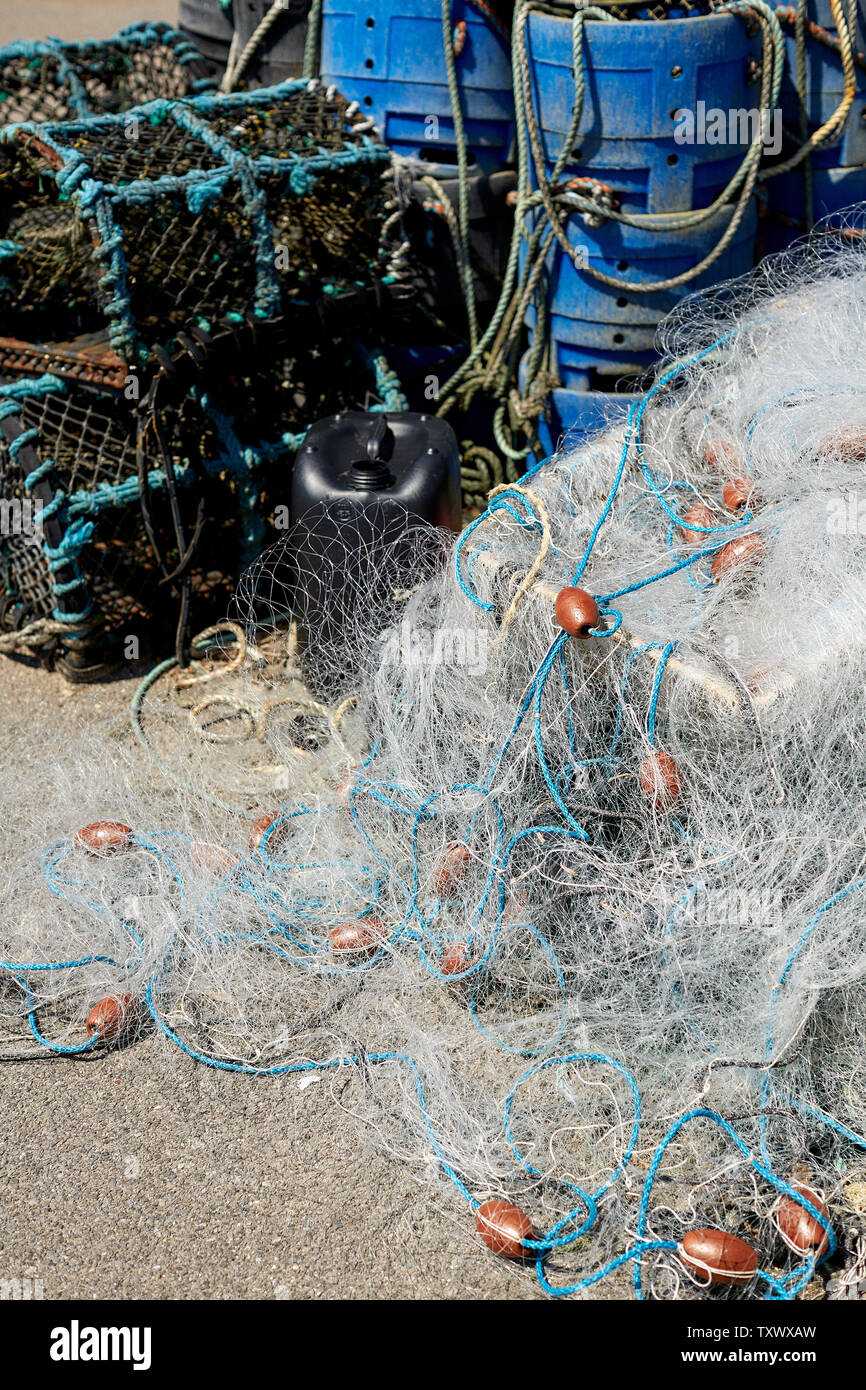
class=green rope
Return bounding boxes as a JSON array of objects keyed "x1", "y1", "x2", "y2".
[{"x1": 441, "y1": 0, "x2": 480, "y2": 350}]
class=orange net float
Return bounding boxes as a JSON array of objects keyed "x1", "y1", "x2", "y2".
[
  {"x1": 639, "y1": 751, "x2": 681, "y2": 811},
  {"x1": 335, "y1": 765, "x2": 360, "y2": 806},
  {"x1": 190, "y1": 842, "x2": 240, "y2": 876},
  {"x1": 248, "y1": 812, "x2": 281, "y2": 852},
  {"x1": 554, "y1": 586, "x2": 599, "y2": 638},
  {"x1": 703, "y1": 439, "x2": 745, "y2": 474},
  {"x1": 679, "y1": 501, "x2": 717, "y2": 546},
  {"x1": 723, "y1": 476, "x2": 760, "y2": 512},
  {"x1": 475, "y1": 1199, "x2": 537, "y2": 1260},
  {"x1": 85, "y1": 993, "x2": 137, "y2": 1042},
  {"x1": 710, "y1": 533, "x2": 765, "y2": 583},
  {"x1": 329, "y1": 919, "x2": 388, "y2": 958},
  {"x1": 773, "y1": 1185, "x2": 830, "y2": 1256},
  {"x1": 439, "y1": 942, "x2": 477, "y2": 977},
  {"x1": 433, "y1": 843, "x2": 472, "y2": 896},
  {"x1": 816, "y1": 426, "x2": 866, "y2": 462},
  {"x1": 73, "y1": 822, "x2": 132, "y2": 855},
  {"x1": 677, "y1": 1228, "x2": 758, "y2": 1286}
]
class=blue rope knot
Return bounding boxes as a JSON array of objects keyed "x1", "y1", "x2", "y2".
[
  {"x1": 288, "y1": 162, "x2": 314, "y2": 197},
  {"x1": 43, "y1": 518, "x2": 94, "y2": 563},
  {"x1": 590, "y1": 607, "x2": 622, "y2": 637}
]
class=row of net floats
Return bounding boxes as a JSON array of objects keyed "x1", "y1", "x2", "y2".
[{"x1": 177, "y1": 0, "x2": 866, "y2": 461}]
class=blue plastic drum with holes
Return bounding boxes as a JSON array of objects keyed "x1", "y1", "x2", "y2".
[
  {"x1": 525, "y1": 9, "x2": 763, "y2": 214},
  {"x1": 519, "y1": 354, "x2": 641, "y2": 461},
  {"x1": 319, "y1": 0, "x2": 515, "y2": 174},
  {"x1": 765, "y1": 0, "x2": 866, "y2": 168},
  {"x1": 761, "y1": 163, "x2": 866, "y2": 250},
  {"x1": 523, "y1": 197, "x2": 758, "y2": 386}
]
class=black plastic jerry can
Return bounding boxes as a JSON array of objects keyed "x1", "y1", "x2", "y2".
[{"x1": 288, "y1": 412, "x2": 462, "y2": 700}]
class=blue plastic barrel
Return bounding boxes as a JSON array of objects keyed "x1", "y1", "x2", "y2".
[
  {"x1": 525, "y1": 10, "x2": 763, "y2": 213},
  {"x1": 523, "y1": 198, "x2": 758, "y2": 386},
  {"x1": 761, "y1": 163, "x2": 866, "y2": 250},
  {"x1": 519, "y1": 354, "x2": 641, "y2": 460},
  {"x1": 319, "y1": 0, "x2": 515, "y2": 173},
  {"x1": 766, "y1": 0, "x2": 866, "y2": 167}
]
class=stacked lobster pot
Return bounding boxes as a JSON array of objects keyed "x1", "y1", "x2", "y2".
[
  {"x1": 0, "y1": 78, "x2": 402, "y2": 679},
  {"x1": 518, "y1": 2, "x2": 769, "y2": 455},
  {"x1": 761, "y1": 0, "x2": 866, "y2": 251}
]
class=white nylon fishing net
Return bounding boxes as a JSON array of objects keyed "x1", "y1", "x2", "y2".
[{"x1": 3, "y1": 217, "x2": 866, "y2": 1299}]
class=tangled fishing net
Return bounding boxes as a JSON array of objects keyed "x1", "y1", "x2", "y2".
[{"x1": 4, "y1": 221, "x2": 866, "y2": 1299}]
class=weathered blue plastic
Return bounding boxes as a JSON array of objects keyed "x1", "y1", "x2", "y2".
[
  {"x1": 523, "y1": 199, "x2": 758, "y2": 386},
  {"x1": 765, "y1": 0, "x2": 866, "y2": 167},
  {"x1": 519, "y1": 355, "x2": 640, "y2": 461},
  {"x1": 319, "y1": 0, "x2": 515, "y2": 173},
  {"x1": 761, "y1": 163, "x2": 866, "y2": 251},
  {"x1": 526, "y1": 10, "x2": 762, "y2": 212}
]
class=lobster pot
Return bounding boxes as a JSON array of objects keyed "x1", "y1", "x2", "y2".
[
  {"x1": 0, "y1": 23, "x2": 213, "y2": 124},
  {"x1": 526, "y1": 10, "x2": 762, "y2": 214},
  {"x1": 524, "y1": 199, "x2": 758, "y2": 386},
  {"x1": 0, "y1": 323, "x2": 410, "y2": 676},
  {"x1": 0, "y1": 82, "x2": 393, "y2": 362},
  {"x1": 319, "y1": 0, "x2": 515, "y2": 174},
  {"x1": 178, "y1": 0, "x2": 311, "y2": 85},
  {"x1": 767, "y1": 0, "x2": 866, "y2": 167},
  {"x1": 0, "y1": 370, "x2": 219, "y2": 678}
]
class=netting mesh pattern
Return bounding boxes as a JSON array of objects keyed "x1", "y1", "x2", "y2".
[
  {"x1": 0, "y1": 336, "x2": 408, "y2": 667},
  {"x1": 0, "y1": 370, "x2": 218, "y2": 657},
  {"x1": 0, "y1": 23, "x2": 215, "y2": 125},
  {"x1": 0, "y1": 80, "x2": 394, "y2": 358},
  {"x1": 4, "y1": 224, "x2": 866, "y2": 1297}
]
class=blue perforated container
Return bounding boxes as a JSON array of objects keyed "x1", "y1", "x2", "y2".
[
  {"x1": 761, "y1": 163, "x2": 866, "y2": 250},
  {"x1": 523, "y1": 198, "x2": 758, "y2": 386},
  {"x1": 766, "y1": 0, "x2": 866, "y2": 167},
  {"x1": 526, "y1": 10, "x2": 762, "y2": 213},
  {"x1": 519, "y1": 354, "x2": 640, "y2": 461},
  {"x1": 319, "y1": 0, "x2": 515, "y2": 173}
]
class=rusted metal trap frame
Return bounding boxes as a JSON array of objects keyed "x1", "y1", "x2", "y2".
[
  {"x1": 0, "y1": 80, "x2": 395, "y2": 365},
  {"x1": 0, "y1": 23, "x2": 215, "y2": 125}
]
